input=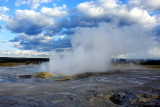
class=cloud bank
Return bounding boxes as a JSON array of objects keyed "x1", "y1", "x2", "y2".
[{"x1": 0, "y1": 50, "x2": 49, "y2": 57}]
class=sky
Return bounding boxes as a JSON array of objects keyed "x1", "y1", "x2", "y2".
[{"x1": 0, "y1": 0, "x2": 160, "y2": 58}]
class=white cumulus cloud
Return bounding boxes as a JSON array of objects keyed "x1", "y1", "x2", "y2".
[
  {"x1": 15, "y1": 0, "x2": 51, "y2": 9},
  {"x1": 77, "y1": 0, "x2": 158, "y2": 27},
  {"x1": 129, "y1": 0, "x2": 160, "y2": 11},
  {"x1": 41, "y1": 4, "x2": 67, "y2": 17},
  {"x1": 6, "y1": 9, "x2": 56, "y2": 35},
  {"x1": 0, "y1": 6, "x2": 9, "y2": 21}
]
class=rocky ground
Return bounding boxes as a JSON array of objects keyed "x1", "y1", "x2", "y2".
[{"x1": 0, "y1": 64, "x2": 160, "y2": 107}]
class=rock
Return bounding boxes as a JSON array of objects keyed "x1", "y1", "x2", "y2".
[
  {"x1": 33, "y1": 72, "x2": 54, "y2": 78},
  {"x1": 97, "y1": 94, "x2": 112, "y2": 100},
  {"x1": 19, "y1": 75, "x2": 33, "y2": 79},
  {"x1": 133, "y1": 98, "x2": 160, "y2": 107},
  {"x1": 0, "y1": 98, "x2": 17, "y2": 106},
  {"x1": 109, "y1": 92, "x2": 138, "y2": 105},
  {"x1": 52, "y1": 76, "x2": 70, "y2": 81},
  {"x1": 145, "y1": 98, "x2": 160, "y2": 106}
]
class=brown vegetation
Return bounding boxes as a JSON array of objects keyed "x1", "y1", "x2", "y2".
[
  {"x1": 0, "y1": 57, "x2": 49, "y2": 67},
  {"x1": 141, "y1": 65, "x2": 160, "y2": 68},
  {"x1": 0, "y1": 62, "x2": 26, "y2": 67}
]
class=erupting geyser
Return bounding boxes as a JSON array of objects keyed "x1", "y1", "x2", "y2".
[{"x1": 41, "y1": 22, "x2": 155, "y2": 76}]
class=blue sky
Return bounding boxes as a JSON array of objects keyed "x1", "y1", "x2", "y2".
[{"x1": 0, "y1": 0, "x2": 160, "y2": 58}]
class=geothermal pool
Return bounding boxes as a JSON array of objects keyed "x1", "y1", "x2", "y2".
[{"x1": 0, "y1": 64, "x2": 160, "y2": 107}]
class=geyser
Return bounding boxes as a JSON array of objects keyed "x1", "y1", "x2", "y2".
[{"x1": 42, "y1": 22, "x2": 155, "y2": 76}]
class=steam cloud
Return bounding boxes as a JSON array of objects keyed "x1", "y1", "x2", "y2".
[{"x1": 41, "y1": 22, "x2": 155, "y2": 76}]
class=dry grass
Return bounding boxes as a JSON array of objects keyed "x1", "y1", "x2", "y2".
[
  {"x1": 113, "y1": 64, "x2": 160, "y2": 68},
  {"x1": 141, "y1": 65, "x2": 160, "y2": 68},
  {"x1": 0, "y1": 62, "x2": 26, "y2": 67}
]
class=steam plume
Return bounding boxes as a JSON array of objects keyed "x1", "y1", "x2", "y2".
[{"x1": 42, "y1": 22, "x2": 154, "y2": 76}]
